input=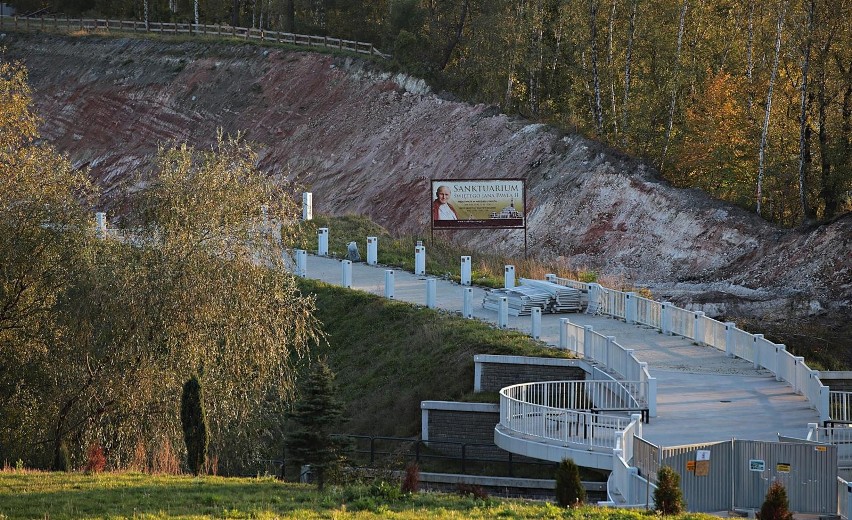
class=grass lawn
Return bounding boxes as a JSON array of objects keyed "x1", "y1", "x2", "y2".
[{"x1": 0, "y1": 471, "x2": 716, "y2": 519}]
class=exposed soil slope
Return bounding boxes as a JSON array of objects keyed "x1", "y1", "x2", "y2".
[{"x1": 4, "y1": 32, "x2": 850, "y2": 324}]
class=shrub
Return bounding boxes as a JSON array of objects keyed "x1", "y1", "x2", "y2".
[
  {"x1": 555, "y1": 458, "x2": 586, "y2": 507},
  {"x1": 758, "y1": 481, "x2": 794, "y2": 520},
  {"x1": 53, "y1": 441, "x2": 71, "y2": 472},
  {"x1": 180, "y1": 376, "x2": 209, "y2": 476},
  {"x1": 401, "y1": 462, "x2": 420, "y2": 494},
  {"x1": 456, "y1": 483, "x2": 489, "y2": 500},
  {"x1": 653, "y1": 465, "x2": 685, "y2": 514},
  {"x1": 84, "y1": 443, "x2": 106, "y2": 473}
]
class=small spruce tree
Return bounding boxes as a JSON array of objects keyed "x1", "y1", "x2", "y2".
[
  {"x1": 653, "y1": 465, "x2": 686, "y2": 514},
  {"x1": 180, "y1": 376, "x2": 209, "y2": 476},
  {"x1": 555, "y1": 458, "x2": 586, "y2": 507},
  {"x1": 286, "y1": 360, "x2": 345, "y2": 490},
  {"x1": 758, "y1": 481, "x2": 794, "y2": 520}
]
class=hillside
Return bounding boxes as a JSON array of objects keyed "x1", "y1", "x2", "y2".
[{"x1": 4, "y1": 32, "x2": 850, "y2": 332}]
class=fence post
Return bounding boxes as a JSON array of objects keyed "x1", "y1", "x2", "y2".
[
  {"x1": 559, "y1": 318, "x2": 570, "y2": 350},
  {"x1": 366, "y1": 236, "x2": 377, "y2": 265},
  {"x1": 504, "y1": 265, "x2": 515, "y2": 288},
  {"x1": 341, "y1": 260, "x2": 352, "y2": 288},
  {"x1": 660, "y1": 302, "x2": 672, "y2": 335},
  {"x1": 752, "y1": 334, "x2": 764, "y2": 369},
  {"x1": 605, "y1": 336, "x2": 615, "y2": 369},
  {"x1": 426, "y1": 279, "x2": 436, "y2": 309},
  {"x1": 317, "y1": 228, "x2": 328, "y2": 256},
  {"x1": 414, "y1": 242, "x2": 425, "y2": 276},
  {"x1": 302, "y1": 192, "x2": 312, "y2": 220},
  {"x1": 724, "y1": 322, "x2": 736, "y2": 358},
  {"x1": 545, "y1": 273, "x2": 555, "y2": 283},
  {"x1": 587, "y1": 283, "x2": 600, "y2": 314},
  {"x1": 648, "y1": 375, "x2": 657, "y2": 418},
  {"x1": 794, "y1": 357, "x2": 805, "y2": 394},
  {"x1": 295, "y1": 249, "x2": 307, "y2": 278},
  {"x1": 384, "y1": 270, "x2": 394, "y2": 299},
  {"x1": 498, "y1": 296, "x2": 508, "y2": 329},
  {"x1": 584, "y1": 326, "x2": 594, "y2": 360},
  {"x1": 818, "y1": 385, "x2": 830, "y2": 424},
  {"x1": 775, "y1": 344, "x2": 786, "y2": 381},
  {"x1": 531, "y1": 307, "x2": 541, "y2": 340},
  {"x1": 463, "y1": 287, "x2": 473, "y2": 319},
  {"x1": 461, "y1": 256, "x2": 471, "y2": 286},
  {"x1": 626, "y1": 292, "x2": 637, "y2": 324},
  {"x1": 693, "y1": 311, "x2": 705, "y2": 344}
]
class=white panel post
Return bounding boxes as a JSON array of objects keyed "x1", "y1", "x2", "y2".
[
  {"x1": 463, "y1": 287, "x2": 473, "y2": 319},
  {"x1": 302, "y1": 192, "x2": 313, "y2": 221},
  {"x1": 366, "y1": 236, "x2": 378, "y2": 265},
  {"x1": 415, "y1": 243, "x2": 426, "y2": 276},
  {"x1": 426, "y1": 279, "x2": 436, "y2": 309},
  {"x1": 317, "y1": 227, "x2": 328, "y2": 256},
  {"x1": 725, "y1": 322, "x2": 736, "y2": 358},
  {"x1": 753, "y1": 334, "x2": 764, "y2": 369},
  {"x1": 531, "y1": 307, "x2": 541, "y2": 340},
  {"x1": 498, "y1": 296, "x2": 508, "y2": 329},
  {"x1": 504, "y1": 265, "x2": 515, "y2": 288},
  {"x1": 341, "y1": 260, "x2": 352, "y2": 288},
  {"x1": 95, "y1": 211, "x2": 107, "y2": 238},
  {"x1": 661, "y1": 302, "x2": 672, "y2": 335},
  {"x1": 625, "y1": 292, "x2": 637, "y2": 324},
  {"x1": 775, "y1": 344, "x2": 786, "y2": 381},
  {"x1": 794, "y1": 357, "x2": 805, "y2": 394},
  {"x1": 295, "y1": 249, "x2": 307, "y2": 278},
  {"x1": 461, "y1": 256, "x2": 471, "y2": 286},
  {"x1": 559, "y1": 318, "x2": 570, "y2": 350},
  {"x1": 384, "y1": 270, "x2": 394, "y2": 299},
  {"x1": 693, "y1": 311, "x2": 705, "y2": 344}
]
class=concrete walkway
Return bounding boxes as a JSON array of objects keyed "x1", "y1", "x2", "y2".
[{"x1": 303, "y1": 255, "x2": 819, "y2": 448}]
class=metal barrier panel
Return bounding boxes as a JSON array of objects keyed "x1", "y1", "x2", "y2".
[
  {"x1": 730, "y1": 327, "x2": 755, "y2": 362},
  {"x1": 635, "y1": 296, "x2": 661, "y2": 329},
  {"x1": 668, "y1": 306, "x2": 695, "y2": 339},
  {"x1": 813, "y1": 426, "x2": 852, "y2": 469},
  {"x1": 702, "y1": 317, "x2": 727, "y2": 351},
  {"x1": 588, "y1": 332, "x2": 609, "y2": 365},
  {"x1": 734, "y1": 440, "x2": 837, "y2": 513},
  {"x1": 831, "y1": 392, "x2": 852, "y2": 423},
  {"x1": 839, "y1": 477, "x2": 850, "y2": 519},
  {"x1": 777, "y1": 350, "x2": 797, "y2": 385},
  {"x1": 661, "y1": 441, "x2": 733, "y2": 512}
]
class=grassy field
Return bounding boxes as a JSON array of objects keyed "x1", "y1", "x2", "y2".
[{"x1": 0, "y1": 471, "x2": 715, "y2": 520}]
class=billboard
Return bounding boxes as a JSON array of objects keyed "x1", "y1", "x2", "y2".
[{"x1": 431, "y1": 179, "x2": 525, "y2": 230}]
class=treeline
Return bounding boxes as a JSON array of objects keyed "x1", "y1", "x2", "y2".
[{"x1": 6, "y1": 0, "x2": 852, "y2": 226}]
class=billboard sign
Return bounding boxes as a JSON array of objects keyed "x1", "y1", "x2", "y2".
[{"x1": 430, "y1": 179, "x2": 525, "y2": 230}]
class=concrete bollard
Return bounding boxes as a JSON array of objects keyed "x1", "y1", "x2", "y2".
[
  {"x1": 366, "y1": 236, "x2": 377, "y2": 265},
  {"x1": 463, "y1": 287, "x2": 473, "y2": 319},
  {"x1": 498, "y1": 296, "x2": 508, "y2": 329},
  {"x1": 341, "y1": 260, "x2": 352, "y2": 288},
  {"x1": 426, "y1": 279, "x2": 436, "y2": 309},
  {"x1": 415, "y1": 243, "x2": 426, "y2": 276},
  {"x1": 295, "y1": 249, "x2": 307, "y2": 278},
  {"x1": 531, "y1": 307, "x2": 541, "y2": 340},
  {"x1": 302, "y1": 192, "x2": 312, "y2": 221},
  {"x1": 461, "y1": 256, "x2": 471, "y2": 286},
  {"x1": 504, "y1": 265, "x2": 515, "y2": 288},
  {"x1": 384, "y1": 270, "x2": 394, "y2": 299},
  {"x1": 317, "y1": 228, "x2": 328, "y2": 256}
]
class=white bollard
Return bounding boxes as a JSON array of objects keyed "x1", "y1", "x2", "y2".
[
  {"x1": 504, "y1": 265, "x2": 515, "y2": 288},
  {"x1": 415, "y1": 243, "x2": 426, "y2": 276},
  {"x1": 317, "y1": 228, "x2": 329, "y2": 256},
  {"x1": 463, "y1": 287, "x2": 473, "y2": 318},
  {"x1": 498, "y1": 296, "x2": 508, "y2": 329},
  {"x1": 461, "y1": 256, "x2": 471, "y2": 286},
  {"x1": 95, "y1": 211, "x2": 107, "y2": 238},
  {"x1": 724, "y1": 322, "x2": 736, "y2": 358},
  {"x1": 693, "y1": 311, "x2": 705, "y2": 344},
  {"x1": 426, "y1": 279, "x2": 436, "y2": 309},
  {"x1": 366, "y1": 236, "x2": 378, "y2": 266},
  {"x1": 384, "y1": 270, "x2": 394, "y2": 299},
  {"x1": 341, "y1": 260, "x2": 352, "y2": 288},
  {"x1": 531, "y1": 307, "x2": 541, "y2": 340},
  {"x1": 302, "y1": 192, "x2": 312, "y2": 221},
  {"x1": 295, "y1": 249, "x2": 307, "y2": 278},
  {"x1": 661, "y1": 302, "x2": 672, "y2": 335}
]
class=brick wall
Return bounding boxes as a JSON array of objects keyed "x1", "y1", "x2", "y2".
[{"x1": 475, "y1": 355, "x2": 588, "y2": 393}]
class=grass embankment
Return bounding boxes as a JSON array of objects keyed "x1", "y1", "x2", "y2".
[{"x1": 0, "y1": 471, "x2": 716, "y2": 520}]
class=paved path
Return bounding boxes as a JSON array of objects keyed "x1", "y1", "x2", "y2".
[{"x1": 304, "y1": 255, "x2": 819, "y2": 448}]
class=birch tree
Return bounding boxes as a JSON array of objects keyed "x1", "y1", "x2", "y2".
[{"x1": 757, "y1": 0, "x2": 788, "y2": 215}]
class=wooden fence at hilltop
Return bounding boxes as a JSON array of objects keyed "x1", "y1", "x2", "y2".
[{"x1": 0, "y1": 14, "x2": 390, "y2": 59}]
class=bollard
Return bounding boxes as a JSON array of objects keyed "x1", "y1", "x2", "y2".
[
  {"x1": 693, "y1": 311, "x2": 705, "y2": 345},
  {"x1": 341, "y1": 260, "x2": 352, "y2": 288},
  {"x1": 95, "y1": 211, "x2": 107, "y2": 238},
  {"x1": 531, "y1": 307, "x2": 541, "y2": 340},
  {"x1": 426, "y1": 279, "x2": 436, "y2": 309},
  {"x1": 415, "y1": 243, "x2": 426, "y2": 276},
  {"x1": 661, "y1": 302, "x2": 672, "y2": 335},
  {"x1": 302, "y1": 192, "x2": 312, "y2": 221},
  {"x1": 317, "y1": 228, "x2": 329, "y2": 256},
  {"x1": 504, "y1": 265, "x2": 515, "y2": 288},
  {"x1": 460, "y1": 256, "x2": 471, "y2": 286},
  {"x1": 498, "y1": 296, "x2": 508, "y2": 329},
  {"x1": 463, "y1": 287, "x2": 473, "y2": 319},
  {"x1": 295, "y1": 249, "x2": 307, "y2": 278},
  {"x1": 366, "y1": 236, "x2": 378, "y2": 265},
  {"x1": 384, "y1": 270, "x2": 394, "y2": 299},
  {"x1": 724, "y1": 322, "x2": 736, "y2": 358}
]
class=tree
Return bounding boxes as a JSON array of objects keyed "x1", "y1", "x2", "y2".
[
  {"x1": 555, "y1": 458, "x2": 585, "y2": 507},
  {"x1": 758, "y1": 480, "x2": 794, "y2": 520},
  {"x1": 653, "y1": 465, "x2": 685, "y2": 514},
  {"x1": 286, "y1": 360, "x2": 345, "y2": 490},
  {"x1": 181, "y1": 376, "x2": 208, "y2": 475}
]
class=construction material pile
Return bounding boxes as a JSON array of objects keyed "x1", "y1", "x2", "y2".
[{"x1": 482, "y1": 278, "x2": 584, "y2": 316}]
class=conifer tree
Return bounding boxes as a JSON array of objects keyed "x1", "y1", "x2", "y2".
[
  {"x1": 286, "y1": 360, "x2": 345, "y2": 490},
  {"x1": 759, "y1": 481, "x2": 794, "y2": 520},
  {"x1": 653, "y1": 465, "x2": 686, "y2": 514},
  {"x1": 180, "y1": 376, "x2": 209, "y2": 476},
  {"x1": 555, "y1": 458, "x2": 586, "y2": 507}
]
